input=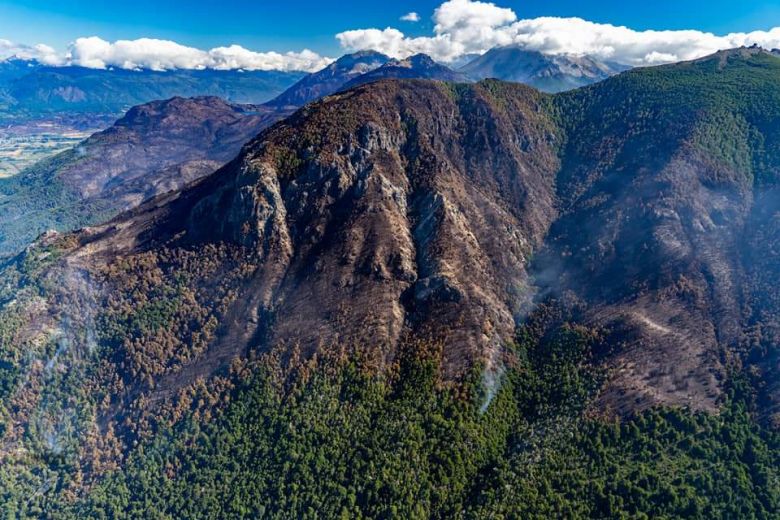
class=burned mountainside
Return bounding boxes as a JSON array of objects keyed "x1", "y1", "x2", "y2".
[{"x1": 1, "y1": 47, "x2": 780, "y2": 517}]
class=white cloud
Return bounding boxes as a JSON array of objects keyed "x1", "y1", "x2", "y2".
[
  {"x1": 0, "y1": 39, "x2": 65, "y2": 65},
  {"x1": 207, "y1": 45, "x2": 329, "y2": 72},
  {"x1": 433, "y1": 0, "x2": 515, "y2": 44},
  {"x1": 337, "y1": 28, "x2": 458, "y2": 61},
  {"x1": 1, "y1": 36, "x2": 332, "y2": 72},
  {"x1": 67, "y1": 37, "x2": 332, "y2": 72},
  {"x1": 336, "y1": 0, "x2": 780, "y2": 65},
  {"x1": 68, "y1": 37, "x2": 206, "y2": 70},
  {"x1": 400, "y1": 12, "x2": 420, "y2": 22}
]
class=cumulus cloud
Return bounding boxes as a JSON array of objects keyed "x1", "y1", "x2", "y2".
[
  {"x1": 207, "y1": 45, "x2": 329, "y2": 71},
  {"x1": 1, "y1": 36, "x2": 332, "y2": 72},
  {"x1": 400, "y1": 12, "x2": 420, "y2": 22},
  {"x1": 0, "y1": 39, "x2": 65, "y2": 65},
  {"x1": 336, "y1": 28, "x2": 458, "y2": 61},
  {"x1": 433, "y1": 0, "x2": 515, "y2": 44},
  {"x1": 68, "y1": 37, "x2": 206, "y2": 70},
  {"x1": 67, "y1": 37, "x2": 332, "y2": 72},
  {"x1": 337, "y1": 0, "x2": 780, "y2": 65},
  {"x1": 504, "y1": 18, "x2": 780, "y2": 65}
]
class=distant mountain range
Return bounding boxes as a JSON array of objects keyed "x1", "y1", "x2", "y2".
[
  {"x1": 0, "y1": 60, "x2": 304, "y2": 121},
  {"x1": 276, "y1": 47, "x2": 621, "y2": 101},
  {"x1": 459, "y1": 46, "x2": 624, "y2": 92},
  {"x1": 0, "y1": 46, "x2": 625, "y2": 125},
  {"x1": 270, "y1": 48, "x2": 620, "y2": 103},
  {"x1": 339, "y1": 53, "x2": 470, "y2": 89}
]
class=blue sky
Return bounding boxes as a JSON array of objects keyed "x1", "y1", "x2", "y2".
[
  {"x1": 1, "y1": 0, "x2": 780, "y2": 72},
  {"x1": 2, "y1": 0, "x2": 779, "y2": 54}
]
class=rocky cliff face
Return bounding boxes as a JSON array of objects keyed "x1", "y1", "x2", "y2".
[
  {"x1": 69, "y1": 80, "x2": 559, "y2": 385},
  {"x1": 194, "y1": 80, "x2": 557, "y2": 378}
]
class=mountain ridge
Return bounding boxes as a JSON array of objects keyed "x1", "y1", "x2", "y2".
[
  {"x1": 339, "y1": 53, "x2": 470, "y2": 90},
  {"x1": 265, "y1": 50, "x2": 390, "y2": 108}
]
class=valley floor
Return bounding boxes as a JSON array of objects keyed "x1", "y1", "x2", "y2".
[{"x1": 0, "y1": 116, "x2": 113, "y2": 177}]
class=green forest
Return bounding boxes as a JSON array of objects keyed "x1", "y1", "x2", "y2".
[{"x1": 2, "y1": 315, "x2": 777, "y2": 519}]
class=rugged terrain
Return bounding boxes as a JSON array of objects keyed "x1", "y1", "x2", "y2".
[
  {"x1": 1, "y1": 48, "x2": 779, "y2": 517},
  {"x1": 0, "y1": 51, "x2": 489, "y2": 259},
  {"x1": 0, "y1": 96, "x2": 293, "y2": 257}
]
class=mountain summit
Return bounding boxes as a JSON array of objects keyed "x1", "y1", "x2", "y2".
[
  {"x1": 340, "y1": 53, "x2": 470, "y2": 90},
  {"x1": 265, "y1": 50, "x2": 390, "y2": 107},
  {"x1": 460, "y1": 46, "x2": 622, "y2": 92}
]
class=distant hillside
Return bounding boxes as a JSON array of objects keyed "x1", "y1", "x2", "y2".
[
  {"x1": 0, "y1": 96, "x2": 291, "y2": 257},
  {"x1": 0, "y1": 58, "x2": 41, "y2": 83}
]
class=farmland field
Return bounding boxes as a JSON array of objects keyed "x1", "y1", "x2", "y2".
[{"x1": 0, "y1": 122, "x2": 101, "y2": 177}]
